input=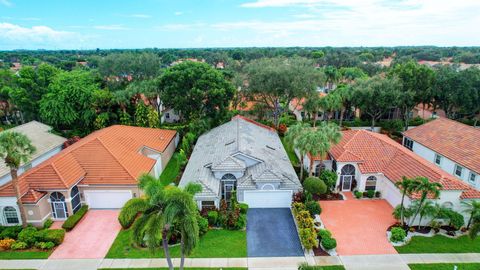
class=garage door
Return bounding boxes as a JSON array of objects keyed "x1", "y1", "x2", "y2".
[
  {"x1": 84, "y1": 190, "x2": 132, "y2": 209},
  {"x1": 243, "y1": 190, "x2": 292, "y2": 208}
]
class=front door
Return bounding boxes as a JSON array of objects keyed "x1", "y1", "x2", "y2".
[
  {"x1": 224, "y1": 183, "x2": 235, "y2": 201},
  {"x1": 52, "y1": 202, "x2": 67, "y2": 219},
  {"x1": 342, "y1": 175, "x2": 353, "y2": 191}
]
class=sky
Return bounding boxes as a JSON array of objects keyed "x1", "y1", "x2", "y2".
[{"x1": 0, "y1": 0, "x2": 480, "y2": 50}]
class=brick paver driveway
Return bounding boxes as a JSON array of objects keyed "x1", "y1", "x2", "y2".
[
  {"x1": 320, "y1": 192, "x2": 397, "y2": 255},
  {"x1": 50, "y1": 210, "x2": 121, "y2": 259}
]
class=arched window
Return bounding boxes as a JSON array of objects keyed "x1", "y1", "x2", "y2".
[
  {"x1": 221, "y1": 173, "x2": 236, "y2": 180},
  {"x1": 50, "y1": 192, "x2": 68, "y2": 219},
  {"x1": 3, "y1": 207, "x2": 19, "y2": 224},
  {"x1": 365, "y1": 176, "x2": 377, "y2": 191},
  {"x1": 221, "y1": 174, "x2": 236, "y2": 201},
  {"x1": 70, "y1": 186, "x2": 81, "y2": 214},
  {"x1": 442, "y1": 202, "x2": 454, "y2": 209},
  {"x1": 341, "y1": 164, "x2": 355, "y2": 176}
]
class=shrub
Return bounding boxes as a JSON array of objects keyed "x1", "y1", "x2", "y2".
[
  {"x1": 296, "y1": 210, "x2": 315, "y2": 229},
  {"x1": 305, "y1": 201, "x2": 322, "y2": 217},
  {"x1": 207, "y1": 211, "x2": 218, "y2": 226},
  {"x1": 34, "y1": 241, "x2": 55, "y2": 250},
  {"x1": 277, "y1": 124, "x2": 287, "y2": 136},
  {"x1": 293, "y1": 191, "x2": 305, "y2": 203},
  {"x1": 447, "y1": 210, "x2": 465, "y2": 230},
  {"x1": 197, "y1": 216, "x2": 209, "y2": 236},
  {"x1": 354, "y1": 190, "x2": 363, "y2": 199},
  {"x1": 319, "y1": 170, "x2": 337, "y2": 193},
  {"x1": 390, "y1": 227, "x2": 406, "y2": 243},
  {"x1": 43, "y1": 219, "x2": 54, "y2": 229},
  {"x1": 238, "y1": 203, "x2": 249, "y2": 214},
  {"x1": 321, "y1": 237, "x2": 337, "y2": 250},
  {"x1": 317, "y1": 229, "x2": 332, "y2": 240},
  {"x1": 292, "y1": 202, "x2": 307, "y2": 214},
  {"x1": 299, "y1": 227, "x2": 318, "y2": 250},
  {"x1": 0, "y1": 238, "x2": 15, "y2": 250},
  {"x1": 10, "y1": 241, "x2": 28, "y2": 250},
  {"x1": 18, "y1": 227, "x2": 38, "y2": 247},
  {"x1": 235, "y1": 213, "x2": 247, "y2": 230},
  {"x1": 298, "y1": 262, "x2": 325, "y2": 270},
  {"x1": 303, "y1": 177, "x2": 327, "y2": 196},
  {"x1": 375, "y1": 191, "x2": 381, "y2": 198},
  {"x1": 366, "y1": 190, "x2": 375, "y2": 198},
  {"x1": 35, "y1": 229, "x2": 65, "y2": 246},
  {"x1": 62, "y1": 205, "x2": 88, "y2": 231},
  {"x1": 0, "y1": 226, "x2": 22, "y2": 239}
]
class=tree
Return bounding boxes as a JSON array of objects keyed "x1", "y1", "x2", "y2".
[
  {"x1": 318, "y1": 170, "x2": 337, "y2": 193},
  {"x1": 285, "y1": 122, "x2": 310, "y2": 179},
  {"x1": 462, "y1": 200, "x2": 480, "y2": 229},
  {"x1": 324, "y1": 66, "x2": 340, "y2": 91},
  {"x1": 328, "y1": 85, "x2": 352, "y2": 127},
  {"x1": 244, "y1": 57, "x2": 323, "y2": 127},
  {"x1": 409, "y1": 177, "x2": 442, "y2": 227},
  {"x1": 159, "y1": 61, "x2": 235, "y2": 124},
  {"x1": 119, "y1": 173, "x2": 201, "y2": 270},
  {"x1": 0, "y1": 131, "x2": 36, "y2": 227},
  {"x1": 469, "y1": 215, "x2": 480, "y2": 240},
  {"x1": 351, "y1": 75, "x2": 402, "y2": 130},
  {"x1": 395, "y1": 176, "x2": 421, "y2": 226},
  {"x1": 431, "y1": 65, "x2": 458, "y2": 118},
  {"x1": 302, "y1": 93, "x2": 322, "y2": 126}
]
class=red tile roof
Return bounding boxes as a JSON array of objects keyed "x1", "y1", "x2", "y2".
[
  {"x1": 0, "y1": 125, "x2": 177, "y2": 203},
  {"x1": 403, "y1": 118, "x2": 480, "y2": 174},
  {"x1": 290, "y1": 92, "x2": 327, "y2": 111},
  {"x1": 321, "y1": 129, "x2": 480, "y2": 199}
]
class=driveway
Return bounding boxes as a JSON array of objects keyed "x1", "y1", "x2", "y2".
[
  {"x1": 247, "y1": 208, "x2": 303, "y2": 257},
  {"x1": 320, "y1": 192, "x2": 397, "y2": 255},
  {"x1": 50, "y1": 210, "x2": 121, "y2": 259}
]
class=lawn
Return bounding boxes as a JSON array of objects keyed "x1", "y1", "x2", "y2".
[
  {"x1": 160, "y1": 152, "x2": 181, "y2": 185},
  {"x1": 409, "y1": 263, "x2": 480, "y2": 270},
  {"x1": 281, "y1": 136, "x2": 299, "y2": 166},
  {"x1": 395, "y1": 235, "x2": 480, "y2": 253},
  {"x1": 106, "y1": 229, "x2": 247, "y2": 258},
  {"x1": 0, "y1": 250, "x2": 52, "y2": 259}
]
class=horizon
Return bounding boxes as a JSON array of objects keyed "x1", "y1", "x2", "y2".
[{"x1": 1, "y1": 0, "x2": 480, "y2": 50}]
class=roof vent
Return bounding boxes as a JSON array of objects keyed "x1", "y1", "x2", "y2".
[
  {"x1": 266, "y1": 145, "x2": 276, "y2": 150},
  {"x1": 225, "y1": 140, "x2": 235, "y2": 146}
]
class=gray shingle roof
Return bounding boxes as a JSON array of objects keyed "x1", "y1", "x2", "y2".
[{"x1": 179, "y1": 116, "x2": 301, "y2": 197}]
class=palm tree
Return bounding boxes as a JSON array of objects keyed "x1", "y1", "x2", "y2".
[
  {"x1": 462, "y1": 200, "x2": 480, "y2": 229},
  {"x1": 416, "y1": 200, "x2": 437, "y2": 229},
  {"x1": 410, "y1": 177, "x2": 442, "y2": 228},
  {"x1": 285, "y1": 122, "x2": 310, "y2": 179},
  {"x1": 324, "y1": 66, "x2": 340, "y2": 91},
  {"x1": 395, "y1": 176, "x2": 420, "y2": 226},
  {"x1": 119, "y1": 173, "x2": 201, "y2": 270},
  {"x1": 469, "y1": 216, "x2": 480, "y2": 239},
  {"x1": 0, "y1": 131, "x2": 36, "y2": 227},
  {"x1": 329, "y1": 85, "x2": 351, "y2": 127},
  {"x1": 302, "y1": 94, "x2": 321, "y2": 127}
]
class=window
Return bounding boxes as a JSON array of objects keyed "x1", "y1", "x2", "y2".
[
  {"x1": 365, "y1": 176, "x2": 377, "y2": 191},
  {"x1": 165, "y1": 113, "x2": 170, "y2": 119},
  {"x1": 3, "y1": 207, "x2": 19, "y2": 224},
  {"x1": 469, "y1": 172, "x2": 477, "y2": 184},
  {"x1": 221, "y1": 174, "x2": 237, "y2": 201},
  {"x1": 314, "y1": 163, "x2": 325, "y2": 177},
  {"x1": 442, "y1": 202, "x2": 454, "y2": 209},
  {"x1": 70, "y1": 186, "x2": 82, "y2": 214},
  {"x1": 454, "y1": 164, "x2": 463, "y2": 177},
  {"x1": 404, "y1": 137, "x2": 414, "y2": 151},
  {"x1": 434, "y1": 154, "x2": 442, "y2": 166},
  {"x1": 201, "y1": 201, "x2": 215, "y2": 210}
]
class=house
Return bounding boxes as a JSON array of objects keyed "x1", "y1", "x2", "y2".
[
  {"x1": 0, "y1": 125, "x2": 178, "y2": 226},
  {"x1": 304, "y1": 129, "x2": 480, "y2": 215},
  {"x1": 179, "y1": 115, "x2": 302, "y2": 209},
  {"x1": 403, "y1": 118, "x2": 480, "y2": 189},
  {"x1": 0, "y1": 121, "x2": 67, "y2": 187},
  {"x1": 289, "y1": 92, "x2": 327, "y2": 121}
]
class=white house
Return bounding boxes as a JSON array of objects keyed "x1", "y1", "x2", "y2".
[{"x1": 403, "y1": 118, "x2": 480, "y2": 190}]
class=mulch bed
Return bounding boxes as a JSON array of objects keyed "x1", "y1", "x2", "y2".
[
  {"x1": 410, "y1": 226, "x2": 432, "y2": 234},
  {"x1": 314, "y1": 193, "x2": 344, "y2": 201},
  {"x1": 313, "y1": 246, "x2": 330, "y2": 256}
]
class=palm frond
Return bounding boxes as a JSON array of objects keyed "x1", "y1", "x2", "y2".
[{"x1": 118, "y1": 197, "x2": 150, "y2": 229}]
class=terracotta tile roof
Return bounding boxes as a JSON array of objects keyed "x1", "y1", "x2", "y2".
[
  {"x1": 0, "y1": 125, "x2": 177, "y2": 202},
  {"x1": 327, "y1": 129, "x2": 478, "y2": 199},
  {"x1": 290, "y1": 92, "x2": 327, "y2": 111},
  {"x1": 403, "y1": 118, "x2": 480, "y2": 174}
]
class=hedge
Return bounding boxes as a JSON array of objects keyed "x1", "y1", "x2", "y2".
[
  {"x1": 35, "y1": 229, "x2": 65, "y2": 245},
  {"x1": 62, "y1": 205, "x2": 88, "y2": 231}
]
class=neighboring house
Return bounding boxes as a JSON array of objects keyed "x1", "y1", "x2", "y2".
[
  {"x1": 161, "y1": 108, "x2": 181, "y2": 123},
  {"x1": 411, "y1": 104, "x2": 446, "y2": 120},
  {"x1": 0, "y1": 121, "x2": 67, "y2": 187},
  {"x1": 179, "y1": 115, "x2": 302, "y2": 209},
  {"x1": 0, "y1": 125, "x2": 178, "y2": 226},
  {"x1": 403, "y1": 118, "x2": 480, "y2": 190},
  {"x1": 303, "y1": 129, "x2": 480, "y2": 219},
  {"x1": 289, "y1": 92, "x2": 327, "y2": 121}
]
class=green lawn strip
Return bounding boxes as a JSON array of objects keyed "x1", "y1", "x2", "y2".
[
  {"x1": 106, "y1": 229, "x2": 247, "y2": 258},
  {"x1": 395, "y1": 235, "x2": 480, "y2": 253},
  {"x1": 281, "y1": 136, "x2": 299, "y2": 166},
  {"x1": 0, "y1": 250, "x2": 52, "y2": 260},
  {"x1": 160, "y1": 153, "x2": 180, "y2": 185},
  {"x1": 409, "y1": 263, "x2": 480, "y2": 270},
  {"x1": 321, "y1": 266, "x2": 346, "y2": 270},
  {"x1": 98, "y1": 268, "x2": 246, "y2": 270}
]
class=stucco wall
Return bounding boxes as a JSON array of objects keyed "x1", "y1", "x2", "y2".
[
  {"x1": 160, "y1": 136, "x2": 177, "y2": 171},
  {"x1": 24, "y1": 195, "x2": 51, "y2": 227}
]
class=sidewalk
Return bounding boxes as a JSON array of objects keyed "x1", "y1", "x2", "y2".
[{"x1": 1, "y1": 253, "x2": 480, "y2": 270}]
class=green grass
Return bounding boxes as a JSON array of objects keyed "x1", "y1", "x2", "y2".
[
  {"x1": 160, "y1": 153, "x2": 181, "y2": 185},
  {"x1": 395, "y1": 235, "x2": 480, "y2": 253},
  {"x1": 409, "y1": 263, "x2": 480, "y2": 270},
  {"x1": 281, "y1": 136, "x2": 299, "y2": 166},
  {"x1": 0, "y1": 250, "x2": 52, "y2": 259},
  {"x1": 106, "y1": 229, "x2": 247, "y2": 258},
  {"x1": 321, "y1": 266, "x2": 345, "y2": 270}
]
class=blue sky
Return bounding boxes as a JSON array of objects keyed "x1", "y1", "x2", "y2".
[{"x1": 1, "y1": 0, "x2": 479, "y2": 50}]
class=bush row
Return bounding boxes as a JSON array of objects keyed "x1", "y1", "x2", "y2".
[
  {"x1": 292, "y1": 202, "x2": 318, "y2": 250},
  {"x1": 62, "y1": 205, "x2": 89, "y2": 231},
  {"x1": 0, "y1": 226, "x2": 65, "y2": 251},
  {"x1": 354, "y1": 190, "x2": 381, "y2": 199}
]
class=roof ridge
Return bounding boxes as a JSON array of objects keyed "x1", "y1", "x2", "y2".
[
  {"x1": 96, "y1": 137, "x2": 138, "y2": 181},
  {"x1": 50, "y1": 162, "x2": 69, "y2": 188}
]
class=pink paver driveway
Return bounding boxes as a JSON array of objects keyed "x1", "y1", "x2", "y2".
[
  {"x1": 50, "y1": 210, "x2": 121, "y2": 259},
  {"x1": 320, "y1": 192, "x2": 398, "y2": 255}
]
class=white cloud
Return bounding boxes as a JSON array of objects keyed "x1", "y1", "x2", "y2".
[
  {"x1": 174, "y1": 11, "x2": 184, "y2": 16},
  {"x1": 94, "y1": 24, "x2": 130, "y2": 30},
  {"x1": 0, "y1": 0, "x2": 12, "y2": 7}
]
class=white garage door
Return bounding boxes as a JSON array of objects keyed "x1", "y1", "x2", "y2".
[
  {"x1": 243, "y1": 190, "x2": 292, "y2": 208},
  {"x1": 84, "y1": 190, "x2": 132, "y2": 209}
]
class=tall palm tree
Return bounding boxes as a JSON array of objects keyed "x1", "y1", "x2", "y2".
[
  {"x1": 410, "y1": 177, "x2": 442, "y2": 227},
  {"x1": 329, "y1": 85, "x2": 351, "y2": 127},
  {"x1": 395, "y1": 176, "x2": 421, "y2": 226},
  {"x1": 462, "y1": 200, "x2": 480, "y2": 229},
  {"x1": 302, "y1": 94, "x2": 321, "y2": 127},
  {"x1": 119, "y1": 173, "x2": 201, "y2": 270},
  {"x1": 469, "y1": 216, "x2": 480, "y2": 239},
  {"x1": 0, "y1": 131, "x2": 36, "y2": 227},
  {"x1": 285, "y1": 122, "x2": 310, "y2": 179},
  {"x1": 324, "y1": 66, "x2": 340, "y2": 91},
  {"x1": 416, "y1": 200, "x2": 437, "y2": 229}
]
